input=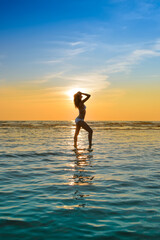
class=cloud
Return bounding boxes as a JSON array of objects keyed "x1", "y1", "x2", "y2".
[
  {"x1": 104, "y1": 40, "x2": 160, "y2": 74},
  {"x1": 39, "y1": 59, "x2": 63, "y2": 64},
  {"x1": 39, "y1": 37, "x2": 97, "y2": 66},
  {"x1": 32, "y1": 36, "x2": 160, "y2": 101},
  {"x1": 122, "y1": 0, "x2": 158, "y2": 20},
  {"x1": 70, "y1": 41, "x2": 84, "y2": 46},
  {"x1": 43, "y1": 36, "x2": 160, "y2": 76},
  {"x1": 35, "y1": 71, "x2": 110, "y2": 98},
  {"x1": 153, "y1": 39, "x2": 160, "y2": 51},
  {"x1": 65, "y1": 73, "x2": 110, "y2": 91},
  {"x1": 65, "y1": 47, "x2": 86, "y2": 56}
]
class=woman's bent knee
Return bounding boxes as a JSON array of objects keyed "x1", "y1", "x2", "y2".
[{"x1": 89, "y1": 128, "x2": 93, "y2": 134}]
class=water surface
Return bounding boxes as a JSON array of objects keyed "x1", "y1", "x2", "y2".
[{"x1": 0, "y1": 121, "x2": 160, "y2": 239}]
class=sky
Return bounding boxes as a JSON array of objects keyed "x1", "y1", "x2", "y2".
[{"x1": 0, "y1": 0, "x2": 160, "y2": 121}]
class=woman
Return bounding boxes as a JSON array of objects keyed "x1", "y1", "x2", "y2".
[{"x1": 74, "y1": 91, "x2": 93, "y2": 149}]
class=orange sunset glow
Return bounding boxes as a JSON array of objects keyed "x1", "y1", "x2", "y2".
[{"x1": 1, "y1": 82, "x2": 159, "y2": 121}]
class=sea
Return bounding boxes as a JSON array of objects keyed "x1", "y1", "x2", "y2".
[{"x1": 0, "y1": 121, "x2": 160, "y2": 240}]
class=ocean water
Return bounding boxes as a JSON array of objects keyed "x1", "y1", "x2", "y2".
[{"x1": 0, "y1": 121, "x2": 160, "y2": 240}]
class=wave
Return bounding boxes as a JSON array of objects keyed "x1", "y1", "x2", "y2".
[
  {"x1": 0, "y1": 218, "x2": 32, "y2": 227},
  {"x1": 0, "y1": 121, "x2": 160, "y2": 130},
  {"x1": 0, "y1": 121, "x2": 72, "y2": 129},
  {"x1": 0, "y1": 151, "x2": 73, "y2": 159}
]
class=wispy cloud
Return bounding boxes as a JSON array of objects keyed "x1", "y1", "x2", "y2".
[
  {"x1": 65, "y1": 47, "x2": 86, "y2": 56},
  {"x1": 64, "y1": 73, "x2": 110, "y2": 91},
  {"x1": 122, "y1": 0, "x2": 158, "y2": 20},
  {"x1": 27, "y1": 72, "x2": 65, "y2": 84},
  {"x1": 70, "y1": 41, "x2": 84, "y2": 46},
  {"x1": 38, "y1": 59, "x2": 64, "y2": 64},
  {"x1": 38, "y1": 37, "x2": 96, "y2": 65},
  {"x1": 104, "y1": 39, "x2": 160, "y2": 74},
  {"x1": 153, "y1": 39, "x2": 160, "y2": 51},
  {"x1": 43, "y1": 36, "x2": 160, "y2": 75},
  {"x1": 32, "y1": 37, "x2": 160, "y2": 101},
  {"x1": 30, "y1": 71, "x2": 109, "y2": 99},
  {"x1": 46, "y1": 72, "x2": 109, "y2": 91}
]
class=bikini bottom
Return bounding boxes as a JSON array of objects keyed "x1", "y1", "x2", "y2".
[{"x1": 75, "y1": 117, "x2": 84, "y2": 124}]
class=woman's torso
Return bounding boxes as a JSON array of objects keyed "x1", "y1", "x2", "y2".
[{"x1": 77, "y1": 103, "x2": 86, "y2": 119}]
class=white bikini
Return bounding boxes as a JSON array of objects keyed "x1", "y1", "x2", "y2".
[{"x1": 75, "y1": 105, "x2": 86, "y2": 124}]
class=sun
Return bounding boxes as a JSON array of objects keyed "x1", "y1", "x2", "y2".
[{"x1": 66, "y1": 88, "x2": 87, "y2": 100}]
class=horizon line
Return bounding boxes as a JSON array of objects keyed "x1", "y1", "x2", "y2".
[{"x1": 0, "y1": 120, "x2": 160, "y2": 122}]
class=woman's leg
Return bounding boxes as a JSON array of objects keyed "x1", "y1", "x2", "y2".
[
  {"x1": 74, "y1": 123, "x2": 81, "y2": 148},
  {"x1": 79, "y1": 121, "x2": 93, "y2": 148}
]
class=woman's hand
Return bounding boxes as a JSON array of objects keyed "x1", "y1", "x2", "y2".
[
  {"x1": 81, "y1": 92, "x2": 90, "y2": 97},
  {"x1": 77, "y1": 91, "x2": 90, "y2": 97}
]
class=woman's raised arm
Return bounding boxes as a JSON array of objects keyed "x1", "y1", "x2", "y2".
[{"x1": 81, "y1": 92, "x2": 91, "y2": 103}]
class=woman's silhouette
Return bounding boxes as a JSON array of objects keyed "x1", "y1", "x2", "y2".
[{"x1": 74, "y1": 91, "x2": 93, "y2": 149}]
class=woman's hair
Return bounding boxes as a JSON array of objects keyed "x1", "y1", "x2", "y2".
[{"x1": 74, "y1": 92, "x2": 81, "y2": 108}]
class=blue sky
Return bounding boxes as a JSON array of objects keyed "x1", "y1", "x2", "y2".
[{"x1": 0, "y1": 0, "x2": 160, "y2": 103}]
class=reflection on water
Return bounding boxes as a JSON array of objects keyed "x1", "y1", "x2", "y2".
[
  {"x1": 69, "y1": 148, "x2": 94, "y2": 208},
  {"x1": 71, "y1": 148, "x2": 94, "y2": 185},
  {"x1": 74, "y1": 148, "x2": 93, "y2": 167}
]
